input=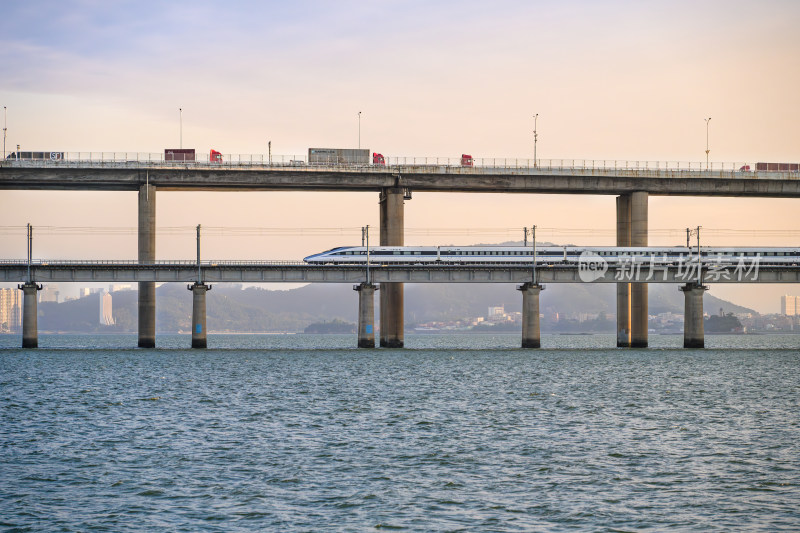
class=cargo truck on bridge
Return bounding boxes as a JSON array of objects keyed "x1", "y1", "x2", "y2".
[
  {"x1": 164, "y1": 148, "x2": 195, "y2": 162},
  {"x1": 308, "y1": 148, "x2": 369, "y2": 165}
]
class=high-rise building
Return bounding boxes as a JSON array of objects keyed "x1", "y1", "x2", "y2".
[
  {"x1": 99, "y1": 290, "x2": 114, "y2": 326},
  {"x1": 39, "y1": 285, "x2": 60, "y2": 303},
  {"x1": 109, "y1": 284, "x2": 132, "y2": 292},
  {"x1": 80, "y1": 287, "x2": 103, "y2": 298},
  {"x1": 781, "y1": 295, "x2": 798, "y2": 316},
  {"x1": 0, "y1": 288, "x2": 23, "y2": 333}
]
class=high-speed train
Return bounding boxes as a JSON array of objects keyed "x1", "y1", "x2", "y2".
[{"x1": 303, "y1": 246, "x2": 800, "y2": 266}]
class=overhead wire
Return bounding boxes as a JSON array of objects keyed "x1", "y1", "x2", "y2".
[{"x1": 0, "y1": 226, "x2": 798, "y2": 239}]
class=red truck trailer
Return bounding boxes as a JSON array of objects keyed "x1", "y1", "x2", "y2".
[
  {"x1": 165, "y1": 148, "x2": 195, "y2": 162},
  {"x1": 755, "y1": 162, "x2": 799, "y2": 172}
]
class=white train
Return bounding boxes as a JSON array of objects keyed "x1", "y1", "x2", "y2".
[{"x1": 304, "y1": 246, "x2": 800, "y2": 266}]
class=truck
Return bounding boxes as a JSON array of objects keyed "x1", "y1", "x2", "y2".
[
  {"x1": 5, "y1": 151, "x2": 64, "y2": 160},
  {"x1": 755, "y1": 162, "x2": 799, "y2": 172},
  {"x1": 308, "y1": 148, "x2": 369, "y2": 165},
  {"x1": 372, "y1": 152, "x2": 386, "y2": 166},
  {"x1": 210, "y1": 149, "x2": 223, "y2": 163},
  {"x1": 460, "y1": 154, "x2": 474, "y2": 167},
  {"x1": 164, "y1": 148, "x2": 195, "y2": 162}
]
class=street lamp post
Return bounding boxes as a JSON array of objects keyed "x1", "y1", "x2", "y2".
[
  {"x1": 358, "y1": 111, "x2": 362, "y2": 149},
  {"x1": 180, "y1": 108, "x2": 183, "y2": 149},
  {"x1": 687, "y1": 226, "x2": 702, "y2": 284},
  {"x1": 533, "y1": 113, "x2": 538, "y2": 168},
  {"x1": 3, "y1": 106, "x2": 7, "y2": 160},
  {"x1": 704, "y1": 117, "x2": 711, "y2": 170},
  {"x1": 531, "y1": 225, "x2": 537, "y2": 285},
  {"x1": 364, "y1": 225, "x2": 371, "y2": 285}
]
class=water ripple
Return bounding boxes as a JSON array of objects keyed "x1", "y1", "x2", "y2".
[{"x1": 1, "y1": 334, "x2": 799, "y2": 531}]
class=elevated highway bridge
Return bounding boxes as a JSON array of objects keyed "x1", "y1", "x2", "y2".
[
  {"x1": 1, "y1": 156, "x2": 799, "y2": 196},
  {"x1": 2, "y1": 154, "x2": 798, "y2": 349}
]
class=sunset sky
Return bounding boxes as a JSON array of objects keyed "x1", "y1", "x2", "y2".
[{"x1": 1, "y1": 0, "x2": 798, "y2": 312}]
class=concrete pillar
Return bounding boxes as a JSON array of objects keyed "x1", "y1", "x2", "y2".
[
  {"x1": 681, "y1": 283, "x2": 708, "y2": 348},
  {"x1": 379, "y1": 187, "x2": 404, "y2": 348},
  {"x1": 354, "y1": 283, "x2": 377, "y2": 348},
  {"x1": 189, "y1": 283, "x2": 210, "y2": 349},
  {"x1": 518, "y1": 282, "x2": 544, "y2": 348},
  {"x1": 19, "y1": 283, "x2": 41, "y2": 348},
  {"x1": 630, "y1": 191, "x2": 648, "y2": 348},
  {"x1": 616, "y1": 195, "x2": 631, "y2": 347},
  {"x1": 138, "y1": 184, "x2": 156, "y2": 348}
]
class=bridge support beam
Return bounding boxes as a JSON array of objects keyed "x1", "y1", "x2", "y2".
[
  {"x1": 630, "y1": 191, "x2": 649, "y2": 348},
  {"x1": 379, "y1": 187, "x2": 405, "y2": 348},
  {"x1": 189, "y1": 283, "x2": 211, "y2": 348},
  {"x1": 19, "y1": 283, "x2": 41, "y2": 348},
  {"x1": 616, "y1": 195, "x2": 631, "y2": 347},
  {"x1": 138, "y1": 184, "x2": 156, "y2": 348},
  {"x1": 681, "y1": 283, "x2": 707, "y2": 348},
  {"x1": 518, "y1": 282, "x2": 543, "y2": 348},
  {"x1": 355, "y1": 283, "x2": 377, "y2": 348},
  {"x1": 617, "y1": 192, "x2": 649, "y2": 347}
]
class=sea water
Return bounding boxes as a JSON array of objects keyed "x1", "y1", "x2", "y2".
[{"x1": 1, "y1": 334, "x2": 799, "y2": 531}]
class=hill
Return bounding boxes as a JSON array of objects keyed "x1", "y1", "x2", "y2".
[{"x1": 36, "y1": 281, "x2": 756, "y2": 334}]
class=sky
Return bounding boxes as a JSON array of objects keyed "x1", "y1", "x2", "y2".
[{"x1": 1, "y1": 0, "x2": 799, "y2": 312}]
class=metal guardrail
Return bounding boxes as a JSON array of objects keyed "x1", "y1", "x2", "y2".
[
  {"x1": 2, "y1": 153, "x2": 799, "y2": 179},
  {"x1": 0, "y1": 259, "x2": 307, "y2": 266}
]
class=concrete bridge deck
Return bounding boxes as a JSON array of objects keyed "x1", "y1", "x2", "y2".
[
  {"x1": 2, "y1": 158, "x2": 799, "y2": 196},
  {"x1": 1, "y1": 261, "x2": 798, "y2": 284}
]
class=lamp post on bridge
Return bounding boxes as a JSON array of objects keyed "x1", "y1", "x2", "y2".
[
  {"x1": 358, "y1": 111, "x2": 362, "y2": 150},
  {"x1": 704, "y1": 117, "x2": 711, "y2": 170},
  {"x1": 531, "y1": 224, "x2": 537, "y2": 285},
  {"x1": 3, "y1": 106, "x2": 7, "y2": 160},
  {"x1": 533, "y1": 113, "x2": 538, "y2": 168}
]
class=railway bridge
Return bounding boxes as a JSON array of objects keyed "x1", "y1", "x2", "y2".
[{"x1": 2, "y1": 154, "x2": 799, "y2": 349}]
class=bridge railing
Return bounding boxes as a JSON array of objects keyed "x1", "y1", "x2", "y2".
[
  {"x1": 0, "y1": 259, "x2": 309, "y2": 266},
  {"x1": 2, "y1": 152, "x2": 799, "y2": 178}
]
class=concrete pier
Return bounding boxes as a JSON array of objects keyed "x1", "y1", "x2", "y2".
[
  {"x1": 616, "y1": 195, "x2": 631, "y2": 347},
  {"x1": 680, "y1": 283, "x2": 708, "y2": 348},
  {"x1": 20, "y1": 283, "x2": 41, "y2": 348},
  {"x1": 354, "y1": 283, "x2": 377, "y2": 348},
  {"x1": 189, "y1": 282, "x2": 210, "y2": 348},
  {"x1": 138, "y1": 183, "x2": 156, "y2": 348},
  {"x1": 630, "y1": 191, "x2": 649, "y2": 348},
  {"x1": 518, "y1": 282, "x2": 543, "y2": 348},
  {"x1": 379, "y1": 187, "x2": 405, "y2": 348}
]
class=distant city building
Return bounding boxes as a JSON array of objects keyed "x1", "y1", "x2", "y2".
[
  {"x1": 781, "y1": 295, "x2": 798, "y2": 316},
  {"x1": 109, "y1": 284, "x2": 132, "y2": 292},
  {"x1": 0, "y1": 288, "x2": 22, "y2": 333},
  {"x1": 39, "y1": 285, "x2": 60, "y2": 303},
  {"x1": 99, "y1": 290, "x2": 114, "y2": 326},
  {"x1": 488, "y1": 306, "x2": 505, "y2": 317},
  {"x1": 80, "y1": 287, "x2": 103, "y2": 298}
]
